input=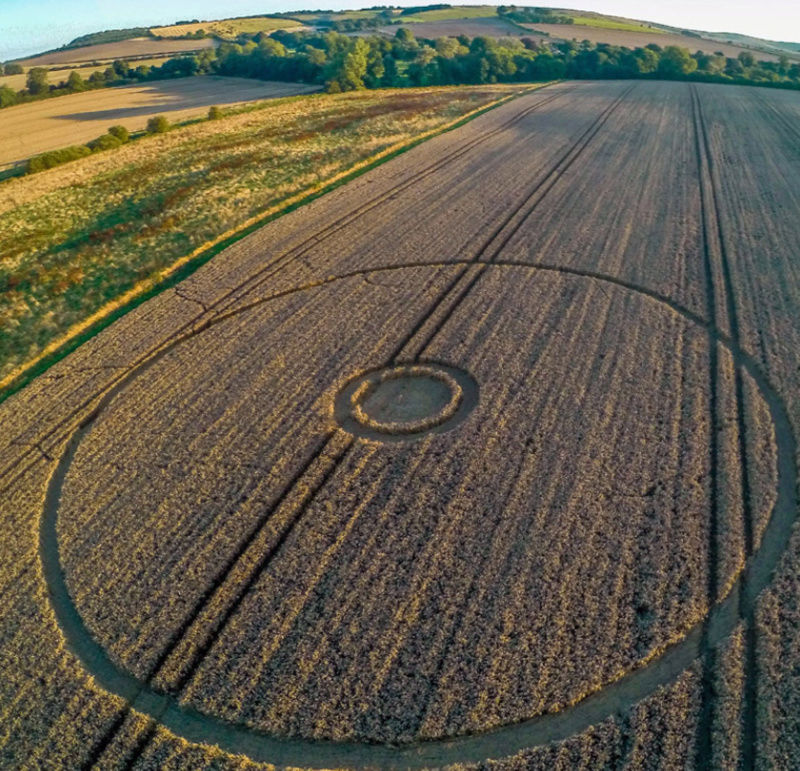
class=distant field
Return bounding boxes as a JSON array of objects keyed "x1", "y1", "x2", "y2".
[
  {"x1": 382, "y1": 17, "x2": 525, "y2": 39},
  {"x1": 527, "y1": 23, "x2": 782, "y2": 60},
  {"x1": 401, "y1": 6, "x2": 498, "y2": 22},
  {"x1": 288, "y1": 9, "x2": 382, "y2": 21},
  {"x1": 0, "y1": 58, "x2": 178, "y2": 91},
  {"x1": 151, "y1": 17, "x2": 304, "y2": 39},
  {"x1": 15, "y1": 38, "x2": 216, "y2": 67},
  {"x1": 568, "y1": 14, "x2": 665, "y2": 33},
  {"x1": 0, "y1": 77, "x2": 318, "y2": 169}
]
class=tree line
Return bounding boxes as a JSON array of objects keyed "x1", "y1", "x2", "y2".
[
  {"x1": 0, "y1": 52, "x2": 215, "y2": 108},
  {"x1": 3, "y1": 28, "x2": 798, "y2": 112},
  {"x1": 211, "y1": 28, "x2": 800, "y2": 92}
]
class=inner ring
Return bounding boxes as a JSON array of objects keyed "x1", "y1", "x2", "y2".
[{"x1": 334, "y1": 362, "x2": 478, "y2": 442}]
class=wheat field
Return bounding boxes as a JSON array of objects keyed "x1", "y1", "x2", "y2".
[{"x1": 1, "y1": 81, "x2": 799, "y2": 769}]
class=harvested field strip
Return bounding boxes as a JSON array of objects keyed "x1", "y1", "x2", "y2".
[
  {"x1": 15, "y1": 38, "x2": 217, "y2": 67},
  {"x1": 150, "y1": 18, "x2": 303, "y2": 38},
  {"x1": 0, "y1": 85, "x2": 556, "y2": 493},
  {"x1": 40, "y1": 260, "x2": 797, "y2": 767}
]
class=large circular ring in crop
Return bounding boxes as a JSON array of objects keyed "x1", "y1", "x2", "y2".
[
  {"x1": 40, "y1": 261, "x2": 796, "y2": 770},
  {"x1": 334, "y1": 363, "x2": 477, "y2": 442}
]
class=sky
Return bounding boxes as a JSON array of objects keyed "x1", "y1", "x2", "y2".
[{"x1": 1, "y1": 0, "x2": 799, "y2": 61}]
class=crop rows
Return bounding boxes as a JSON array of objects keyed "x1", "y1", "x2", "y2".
[{"x1": 0, "y1": 81, "x2": 796, "y2": 769}]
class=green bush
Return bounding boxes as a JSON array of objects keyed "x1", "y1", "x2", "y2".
[
  {"x1": 4, "y1": 63, "x2": 23, "y2": 75},
  {"x1": 0, "y1": 86, "x2": 17, "y2": 108},
  {"x1": 88, "y1": 134, "x2": 123, "y2": 152},
  {"x1": 146, "y1": 115, "x2": 170, "y2": 133},
  {"x1": 208, "y1": 105, "x2": 223, "y2": 120},
  {"x1": 108, "y1": 124, "x2": 130, "y2": 142},
  {"x1": 27, "y1": 145, "x2": 91, "y2": 174}
]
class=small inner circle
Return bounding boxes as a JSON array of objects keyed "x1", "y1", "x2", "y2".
[
  {"x1": 359, "y1": 375, "x2": 453, "y2": 426},
  {"x1": 335, "y1": 363, "x2": 478, "y2": 442}
]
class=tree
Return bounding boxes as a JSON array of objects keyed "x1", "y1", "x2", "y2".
[
  {"x1": 381, "y1": 54, "x2": 400, "y2": 87},
  {"x1": 108, "y1": 125, "x2": 130, "y2": 142},
  {"x1": 395, "y1": 27, "x2": 416, "y2": 45},
  {"x1": 208, "y1": 105, "x2": 223, "y2": 120},
  {"x1": 737, "y1": 50, "x2": 755, "y2": 68},
  {"x1": 365, "y1": 46, "x2": 386, "y2": 88},
  {"x1": 259, "y1": 38, "x2": 287, "y2": 57},
  {"x1": 0, "y1": 86, "x2": 17, "y2": 108},
  {"x1": 5, "y1": 63, "x2": 23, "y2": 75},
  {"x1": 146, "y1": 115, "x2": 170, "y2": 133},
  {"x1": 407, "y1": 47, "x2": 437, "y2": 85},
  {"x1": 633, "y1": 47, "x2": 659, "y2": 74},
  {"x1": 327, "y1": 38, "x2": 370, "y2": 91},
  {"x1": 88, "y1": 133, "x2": 123, "y2": 152},
  {"x1": 435, "y1": 37, "x2": 462, "y2": 59},
  {"x1": 657, "y1": 46, "x2": 697, "y2": 77},
  {"x1": 67, "y1": 71, "x2": 86, "y2": 91},
  {"x1": 725, "y1": 57, "x2": 744, "y2": 77},
  {"x1": 26, "y1": 67, "x2": 49, "y2": 95}
]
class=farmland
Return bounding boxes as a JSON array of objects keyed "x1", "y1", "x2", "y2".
[
  {"x1": 0, "y1": 58, "x2": 184, "y2": 92},
  {"x1": 15, "y1": 37, "x2": 216, "y2": 67},
  {"x1": 1, "y1": 79, "x2": 800, "y2": 769},
  {"x1": 526, "y1": 23, "x2": 783, "y2": 61},
  {"x1": 0, "y1": 76, "x2": 319, "y2": 169},
  {"x1": 150, "y1": 17, "x2": 305, "y2": 39},
  {"x1": 380, "y1": 18, "x2": 526, "y2": 40},
  {"x1": 567, "y1": 14, "x2": 665, "y2": 33},
  {"x1": 399, "y1": 6, "x2": 499, "y2": 22}
]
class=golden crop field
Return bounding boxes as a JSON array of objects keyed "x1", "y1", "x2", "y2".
[
  {"x1": 15, "y1": 37, "x2": 216, "y2": 67},
  {"x1": 0, "y1": 76, "x2": 319, "y2": 169},
  {"x1": 1, "y1": 80, "x2": 800, "y2": 771},
  {"x1": 150, "y1": 17, "x2": 305, "y2": 39}
]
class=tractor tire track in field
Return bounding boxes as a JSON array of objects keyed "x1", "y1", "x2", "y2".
[
  {"x1": 752, "y1": 89, "x2": 800, "y2": 148},
  {"x1": 0, "y1": 83, "x2": 577, "y2": 497},
  {"x1": 691, "y1": 83, "x2": 758, "y2": 771},
  {"x1": 100, "y1": 84, "x2": 635, "y2": 766},
  {"x1": 690, "y1": 82, "x2": 724, "y2": 771},
  {"x1": 41, "y1": 257, "x2": 798, "y2": 770},
  {"x1": 397, "y1": 82, "x2": 637, "y2": 362}
]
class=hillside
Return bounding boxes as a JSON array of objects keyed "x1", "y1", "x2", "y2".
[{"x1": 10, "y1": 6, "x2": 798, "y2": 65}]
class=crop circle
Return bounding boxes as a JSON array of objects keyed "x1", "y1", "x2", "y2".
[
  {"x1": 40, "y1": 261, "x2": 795, "y2": 769},
  {"x1": 334, "y1": 363, "x2": 477, "y2": 441}
]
